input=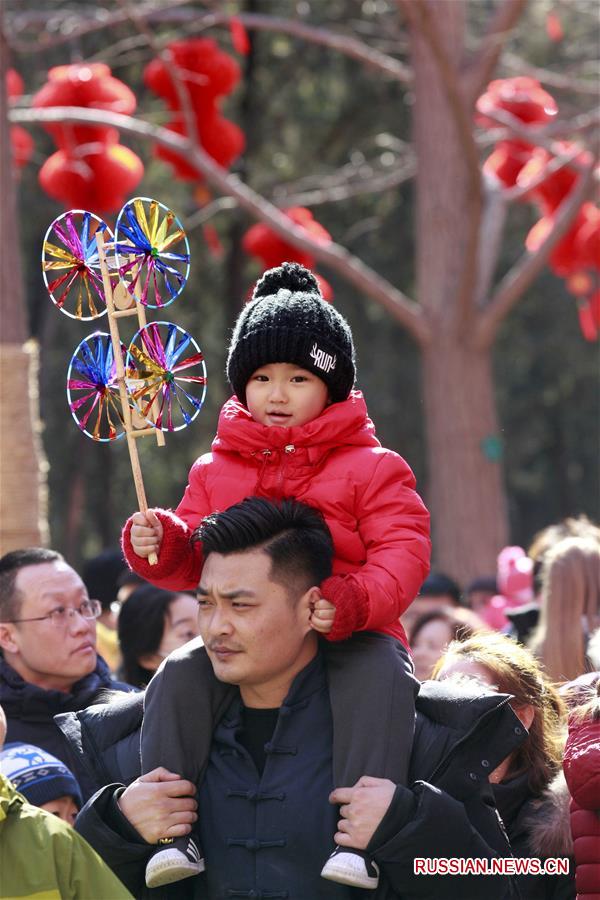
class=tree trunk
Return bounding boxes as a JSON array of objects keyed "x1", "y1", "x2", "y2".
[
  {"x1": 408, "y1": 0, "x2": 509, "y2": 583},
  {"x1": 422, "y1": 338, "x2": 508, "y2": 583},
  {"x1": 0, "y1": 28, "x2": 49, "y2": 552}
]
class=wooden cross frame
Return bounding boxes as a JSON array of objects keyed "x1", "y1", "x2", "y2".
[{"x1": 95, "y1": 231, "x2": 163, "y2": 565}]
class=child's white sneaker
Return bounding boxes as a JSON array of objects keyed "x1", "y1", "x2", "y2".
[
  {"x1": 145, "y1": 835, "x2": 204, "y2": 888},
  {"x1": 321, "y1": 847, "x2": 380, "y2": 890}
]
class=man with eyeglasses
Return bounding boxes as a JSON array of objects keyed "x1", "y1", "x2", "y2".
[{"x1": 0, "y1": 548, "x2": 132, "y2": 799}]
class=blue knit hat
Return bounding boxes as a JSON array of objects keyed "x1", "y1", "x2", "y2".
[{"x1": 0, "y1": 743, "x2": 82, "y2": 809}]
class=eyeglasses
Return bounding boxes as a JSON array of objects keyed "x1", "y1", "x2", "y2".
[{"x1": 5, "y1": 599, "x2": 102, "y2": 627}]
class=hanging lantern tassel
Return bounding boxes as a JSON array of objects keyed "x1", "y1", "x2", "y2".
[{"x1": 577, "y1": 293, "x2": 600, "y2": 342}]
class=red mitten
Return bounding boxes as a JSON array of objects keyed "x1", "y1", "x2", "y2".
[
  {"x1": 121, "y1": 508, "x2": 197, "y2": 584},
  {"x1": 320, "y1": 575, "x2": 369, "y2": 642}
]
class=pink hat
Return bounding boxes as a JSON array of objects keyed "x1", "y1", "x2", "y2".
[{"x1": 496, "y1": 546, "x2": 534, "y2": 607}]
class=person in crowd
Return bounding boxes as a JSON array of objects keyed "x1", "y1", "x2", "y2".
[
  {"x1": 563, "y1": 677, "x2": 600, "y2": 900},
  {"x1": 121, "y1": 263, "x2": 430, "y2": 889},
  {"x1": 528, "y1": 515, "x2": 600, "y2": 597},
  {"x1": 82, "y1": 547, "x2": 129, "y2": 672},
  {"x1": 0, "y1": 741, "x2": 82, "y2": 825},
  {"x1": 529, "y1": 536, "x2": 600, "y2": 683},
  {"x1": 0, "y1": 548, "x2": 132, "y2": 800},
  {"x1": 473, "y1": 546, "x2": 535, "y2": 634},
  {"x1": 434, "y1": 632, "x2": 575, "y2": 900},
  {"x1": 400, "y1": 571, "x2": 461, "y2": 635},
  {"x1": 409, "y1": 607, "x2": 485, "y2": 682},
  {"x1": 0, "y1": 703, "x2": 133, "y2": 899},
  {"x1": 118, "y1": 585, "x2": 201, "y2": 688},
  {"x1": 66, "y1": 497, "x2": 524, "y2": 900},
  {"x1": 464, "y1": 575, "x2": 497, "y2": 613},
  {"x1": 116, "y1": 568, "x2": 147, "y2": 605},
  {"x1": 513, "y1": 515, "x2": 600, "y2": 646}
]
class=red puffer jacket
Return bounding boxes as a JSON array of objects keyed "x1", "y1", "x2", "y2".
[
  {"x1": 122, "y1": 391, "x2": 430, "y2": 645},
  {"x1": 563, "y1": 710, "x2": 600, "y2": 899}
]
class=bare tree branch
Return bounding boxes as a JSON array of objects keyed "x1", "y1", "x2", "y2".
[
  {"x1": 502, "y1": 51, "x2": 600, "y2": 96},
  {"x1": 462, "y1": 0, "x2": 528, "y2": 103},
  {"x1": 11, "y1": 105, "x2": 431, "y2": 345},
  {"x1": 482, "y1": 107, "x2": 597, "y2": 166},
  {"x1": 6, "y1": 4, "x2": 413, "y2": 82},
  {"x1": 474, "y1": 160, "x2": 597, "y2": 348},
  {"x1": 273, "y1": 161, "x2": 416, "y2": 208},
  {"x1": 482, "y1": 107, "x2": 600, "y2": 145}
]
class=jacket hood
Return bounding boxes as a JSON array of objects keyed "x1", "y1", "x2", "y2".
[
  {"x1": 0, "y1": 654, "x2": 119, "y2": 720},
  {"x1": 415, "y1": 679, "x2": 524, "y2": 782},
  {"x1": 214, "y1": 390, "x2": 380, "y2": 459},
  {"x1": 0, "y1": 773, "x2": 23, "y2": 824},
  {"x1": 416, "y1": 678, "x2": 514, "y2": 731}
]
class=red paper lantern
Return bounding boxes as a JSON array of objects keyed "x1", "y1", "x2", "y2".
[
  {"x1": 526, "y1": 203, "x2": 599, "y2": 278},
  {"x1": 7, "y1": 69, "x2": 24, "y2": 97},
  {"x1": 573, "y1": 204, "x2": 600, "y2": 270},
  {"x1": 476, "y1": 77, "x2": 558, "y2": 128},
  {"x1": 243, "y1": 208, "x2": 333, "y2": 298},
  {"x1": 32, "y1": 63, "x2": 136, "y2": 148},
  {"x1": 145, "y1": 39, "x2": 244, "y2": 182},
  {"x1": 483, "y1": 141, "x2": 534, "y2": 188},
  {"x1": 144, "y1": 39, "x2": 241, "y2": 112},
  {"x1": 39, "y1": 142, "x2": 143, "y2": 213},
  {"x1": 10, "y1": 126, "x2": 34, "y2": 169},
  {"x1": 517, "y1": 144, "x2": 592, "y2": 213},
  {"x1": 155, "y1": 113, "x2": 245, "y2": 180},
  {"x1": 243, "y1": 207, "x2": 330, "y2": 268}
]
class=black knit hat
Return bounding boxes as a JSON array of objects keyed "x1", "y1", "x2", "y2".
[{"x1": 227, "y1": 262, "x2": 356, "y2": 405}]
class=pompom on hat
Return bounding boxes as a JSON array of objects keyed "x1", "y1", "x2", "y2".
[
  {"x1": 226, "y1": 262, "x2": 356, "y2": 405},
  {"x1": 0, "y1": 742, "x2": 82, "y2": 809}
]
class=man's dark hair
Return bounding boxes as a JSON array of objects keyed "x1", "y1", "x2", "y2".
[
  {"x1": 418, "y1": 572, "x2": 462, "y2": 605},
  {"x1": 82, "y1": 548, "x2": 127, "y2": 612},
  {"x1": 193, "y1": 497, "x2": 334, "y2": 595},
  {"x1": 0, "y1": 548, "x2": 64, "y2": 621}
]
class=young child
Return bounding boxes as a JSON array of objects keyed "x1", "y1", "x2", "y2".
[
  {"x1": 123, "y1": 262, "x2": 431, "y2": 890},
  {"x1": 0, "y1": 742, "x2": 82, "y2": 826}
]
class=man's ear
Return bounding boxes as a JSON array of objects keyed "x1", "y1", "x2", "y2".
[
  {"x1": 0, "y1": 623, "x2": 19, "y2": 655},
  {"x1": 298, "y1": 585, "x2": 321, "y2": 629}
]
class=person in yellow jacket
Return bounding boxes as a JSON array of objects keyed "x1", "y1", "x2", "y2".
[{"x1": 0, "y1": 705, "x2": 132, "y2": 900}]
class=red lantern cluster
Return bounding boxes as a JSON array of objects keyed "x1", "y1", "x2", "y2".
[
  {"x1": 32, "y1": 63, "x2": 143, "y2": 212},
  {"x1": 477, "y1": 77, "x2": 599, "y2": 340},
  {"x1": 243, "y1": 207, "x2": 333, "y2": 300},
  {"x1": 477, "y1": 77, "x2": 558, "y2": 188},
  {"x1": 7, "y1": 69, "x2": 34, "y2": 169},
  {"x1": 144, "y1": 39, "x2": 245, "y2": 181}
]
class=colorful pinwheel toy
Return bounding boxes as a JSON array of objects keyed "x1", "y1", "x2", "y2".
[
  {"x1": 42, "y1": 210, "x2": 114, "y2": 320},
  {"x1": 67, "y1": 332, "x2": 126, "y2": 441},
  {"x1": 43, "y1": 197, "x2": 206, "y2": 563},
  {"x1": 126, "y1": 322, "x2": 207, "y2": 431},
  {"x1": 114, "y1": 197, "x2": 190, "y2": 308}
]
